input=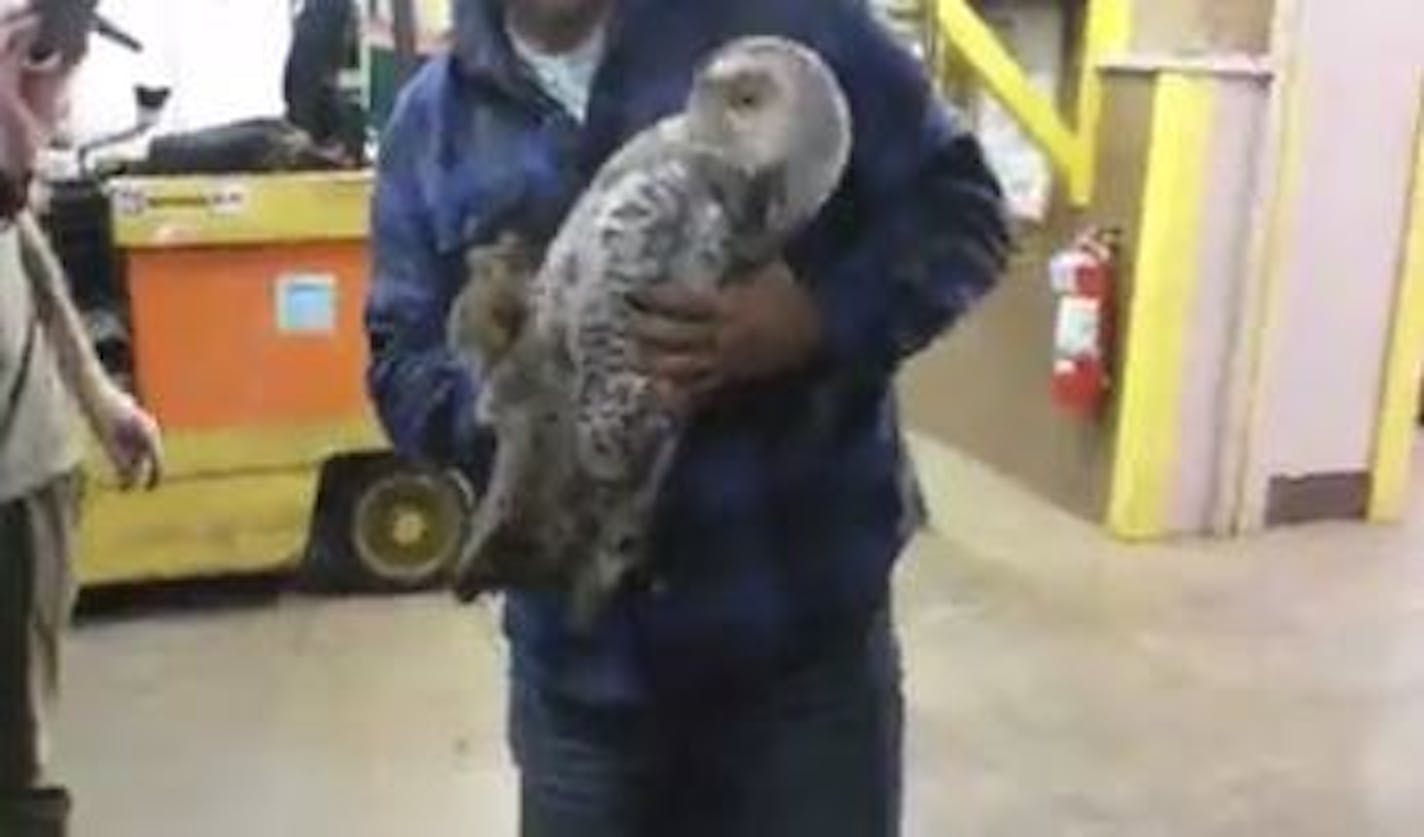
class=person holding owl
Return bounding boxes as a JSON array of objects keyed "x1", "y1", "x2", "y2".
[{"x1": 365, "y1": 0, "x2": 1009, "y2": 833}]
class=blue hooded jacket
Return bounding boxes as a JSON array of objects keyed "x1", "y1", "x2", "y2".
[{"x1": 365, "y1": 0, "x2": 1009, "y2": 703}]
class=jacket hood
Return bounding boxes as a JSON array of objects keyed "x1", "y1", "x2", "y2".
[{"x1": 451, "y1": 0, "x2": 512, "y2": 81}]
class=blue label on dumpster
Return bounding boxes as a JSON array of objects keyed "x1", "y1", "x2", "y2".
[{"x1": 276, "y1": 274, "x2": 338, "y2": 334}]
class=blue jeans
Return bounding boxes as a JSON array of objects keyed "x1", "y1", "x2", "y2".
[{"x1": 508, "y1": 612, "x2": 903, "y2": 837}]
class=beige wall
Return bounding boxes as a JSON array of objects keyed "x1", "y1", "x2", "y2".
[
  {"x1": 902, "y1": 0, "x2": 1276, "y2": 524},
  {"x1": 1242, "y1": 0, "x2": 1424, "y2": 525},
  {"x1": 901, "y1": 70, "x2": 1159, "y2": 521},
  {"x1": 900, "y1": 211, "x2": 1111, "y2": 519},
  {"x1": 1130, "y1": 0, "x2": 1275, "y2": 54},
  {"x1": 1168, "y1": 74, "x2": 1272, "y2": 533}
]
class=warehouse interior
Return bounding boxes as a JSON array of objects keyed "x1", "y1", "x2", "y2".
[
  {"x1": 54, "y1": 445, "x2": 1424, "y2": 835},
  {"x1": 7, "y1": 0, "x2": 1424, "y2": 834}
]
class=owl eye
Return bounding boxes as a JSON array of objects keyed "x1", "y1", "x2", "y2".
[{"x1": 731, "y1": 89, "x2": 761, "y2": 110}]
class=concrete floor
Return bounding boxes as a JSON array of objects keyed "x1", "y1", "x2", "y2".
[{"x1": 53, "y1": 441, "x2": 1424, "y2": 836}]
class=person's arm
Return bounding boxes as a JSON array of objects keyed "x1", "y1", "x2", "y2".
[
  {"x1": 2, "y1": 11, "x2": 162, "y2": 488},
  {"x1": 798, "y1": 4, "x2": 1010, "y2": 379},
  {"x1": 18, "y1": 211, "x2": 163, "y2": 489},
  {"x1": 631, "y1": 8, "x2": 1009, "y2": 400},
  {"x1": 364, "y1": 84, "x2": 491, "y2": 479}
]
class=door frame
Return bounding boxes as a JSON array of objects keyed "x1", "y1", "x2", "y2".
[{"x1": 1368, "y1": 86, "x2": 1424, "y2": 522}]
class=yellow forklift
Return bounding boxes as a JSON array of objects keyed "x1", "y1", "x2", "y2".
[{"x1": 44, "y1": 0, "x2": 467, "y2": 595}]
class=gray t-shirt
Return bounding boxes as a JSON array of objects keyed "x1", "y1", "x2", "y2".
[{"x1": 0, "y1": 225, "x2": 81, "y2": 503}]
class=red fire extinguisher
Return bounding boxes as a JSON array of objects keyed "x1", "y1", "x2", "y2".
[{"x1": 1048, "y1": 227, "x2": 1120, "y2": 418}]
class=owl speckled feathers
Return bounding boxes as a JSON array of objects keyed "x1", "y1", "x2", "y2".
[{"x1": 447, "y1": 35, "x2": 853, "y2": 630}]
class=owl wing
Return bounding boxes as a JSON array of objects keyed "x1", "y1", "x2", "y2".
[{"x1": 565, "y1": 152, "x2": 732, "y2": 484}]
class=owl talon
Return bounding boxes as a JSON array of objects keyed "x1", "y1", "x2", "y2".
[{"x1": 448, "y1": 232, "x2": 540, "y2": 370}]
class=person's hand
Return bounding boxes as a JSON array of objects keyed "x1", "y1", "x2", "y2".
[
  {"x1": 1, "y1": 6, "x2": 75, "y2": 189},
  {"x1": 630, "y1": 261, "x2": 823, "y2": 409},
  {"x1": 90, "y1": 383, "x2": 164, "y2": 491}
]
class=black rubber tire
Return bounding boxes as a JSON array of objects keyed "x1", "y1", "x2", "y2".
[{"x1": 298, "y1": 451, "x2": 473, "y2": 594}]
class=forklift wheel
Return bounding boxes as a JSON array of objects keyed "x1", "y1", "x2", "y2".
[{"x1": 300, "y1": 452, "x2": 472, "y2": 594}]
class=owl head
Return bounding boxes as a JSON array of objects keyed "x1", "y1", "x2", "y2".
[{"x1": 685, "y1": 35, "x2": 852, "y2": 238}]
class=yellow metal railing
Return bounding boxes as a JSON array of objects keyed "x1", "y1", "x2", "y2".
[{"x1": 920, "y1": 0, "x2": 1132, "y2": 205}]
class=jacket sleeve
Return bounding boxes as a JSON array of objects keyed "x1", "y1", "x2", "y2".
[
  {"x1": 364, "y1": 83, "x2": 493, "y2": 479},
  {"x1": 798, "y1": 5, "x2": 1012, "y2": 379}
]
